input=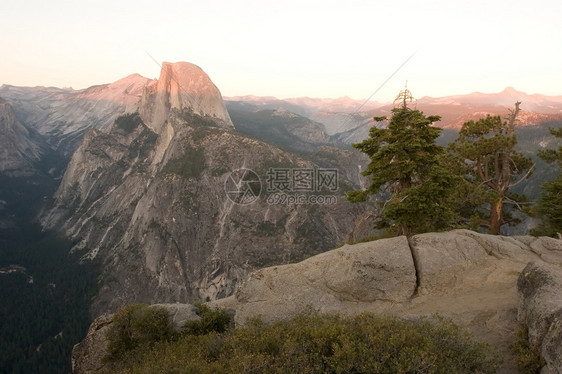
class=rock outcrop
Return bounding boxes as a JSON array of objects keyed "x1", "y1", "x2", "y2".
[
  {"x1": 71, "y1": 304, "x2": 200, "y2": 374},
  {"x1": 75, "y1": 230, "x2": 562, "y2": 373},
  {"x1": 230, "y1": 236, "x2": 416, "y2": 323},
  {"x1": 517, "y1": 261, "x2": 562, "y2": 374},
  {"x1": 71, "y1": 314, "x2": 113, "y2": 374},
  {"x1": 209, "y1": 230, "x2": 562, "y2": 373}
]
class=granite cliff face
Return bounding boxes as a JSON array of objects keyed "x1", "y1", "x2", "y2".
[
  {"x1": 0, "y1": 97, "x2": 41, "y2": 176},
  {"x1": 139, "y1": 62, "x2": 233, "y2": 133},
  {"x1": 43, "y1": 62, "x2": 375, "y2": 315}
]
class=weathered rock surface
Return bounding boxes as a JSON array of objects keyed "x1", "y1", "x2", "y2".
[
  {"x1": 517, "y1": 262, "x2": 562, "y2": 374},
  {"x1": 71, "y1": 303, "x2": 200, "y2": 374},
  {"x1": 71, "y1": 314, "x2": 113, "y2": 374},
  {"x1": 210, "y1": 230, "x2": 562, "y2": 373},
  {"x1": 230, "y1": 236, "x2": 416, "y2": 322}
]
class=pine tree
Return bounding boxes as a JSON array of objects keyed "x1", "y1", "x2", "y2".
[
  {"x1": 348, "y1": 89, "x2": 458, "y2": 237},
  {"x1": 531, "y1": 127, "x2": 562, "y2": 237},
  {"x1": 448, "y1": 102, "x2": 534, "y2": 234}
]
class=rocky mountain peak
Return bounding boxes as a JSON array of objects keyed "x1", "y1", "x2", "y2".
[
  {"x1": 139, "y1": 61, "x2": 233, "y2": 133},
  {"x1": 502, "y1": 86, "x2": 521, "y2": 96}
]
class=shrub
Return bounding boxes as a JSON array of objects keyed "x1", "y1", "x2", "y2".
[
  {"x1": 511, "y1": 325, "x2": 545, "y2": 374},
  {"x1": 115, "y1": 113, "x2": 143, "y2": 133},
  {"x1": 106, "y1": 304, "x2": 174, "y2": 359},
  {"x1": 106, "y1": 311, "x2": 501, "y2": 373},
  {"x1": 162, "y1": 145, "x2": 206, "y2": 179},
  {"x1": 183, "y1": 302, "x2": 232, "y2": 335}
]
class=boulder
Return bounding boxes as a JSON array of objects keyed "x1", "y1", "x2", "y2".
[
  {"x1": 517, "y1": 261, "x2": 562, "y2": 374},
  {"x1": 72, "y1": 303, "x2": 200, "y2": 374},
  {"x1": 409, "y1": 231, "x2": 490, "y2": 295},
  {"x1": 410, "y1": 230, "x2": 543, "y2": 295},
  {"x1": 152, "y1": 303, "x2": 201, "y2": 332},
  {"x1": 71, "y1": 314, "x2": 112, "y2": 374},
  {"x1": 230, "y1": 235, "x2": 416, "y2": 324}
]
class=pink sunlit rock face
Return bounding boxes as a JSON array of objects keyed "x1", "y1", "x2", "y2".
[{"x1": 139, "y1": 62, "x2": 233, "y2": 133}]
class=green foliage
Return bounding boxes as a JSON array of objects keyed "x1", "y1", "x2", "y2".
[
  {"x1": 348, "y1": 102, "x2": 459, "y2": 236},
  {"x1": 448, "y1": 106, "x2": 534, "y2": 234},
  {"x1": 106, "y1": 304, "x2": 175, "y2": 359},
  {"x1": 113, "y1": 114, "x2": 158, "y2": 173},
  {"x1": 532, "y1": 127, "x2": 562, "y2": 236},
  {"x1": 510, "y1": 325, "x2": 545, "y2": 374},
  {"x1": 182, "y1": 303, "x2": 232, "y2": 336},
  {"x1": 104, "y1": 312, "x2": 500, "y2": 374},
  {"x1": 177, "y1": 108, "x2": 221, "y2": 128},
  {"x1": 531, "y1": 176, "x2": 562, "y2": 236},
  {"x1": 115, "y1": 112, "x2": 143, "y2": 133},
  {"x1": 162, "y1": 144, "x2": 206, "y2": 179}
]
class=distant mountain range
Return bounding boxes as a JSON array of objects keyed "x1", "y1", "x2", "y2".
[
  {"x1": 225, "y1": 95, "x2": 381, "y2": 117},
  {"x1": 2, "y1": 77, "x2": 560, "y2": 158},
  {"x1": 227, "y1": 87, "x2": 562, "y2": 140},
  {"x1": 0, "y1": 74, "x2": 152, "y2": 158}
]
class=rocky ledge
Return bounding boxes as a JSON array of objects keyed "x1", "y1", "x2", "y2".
[{"x1": 74, "y1": 230, "x2": 562, "y2": 373}]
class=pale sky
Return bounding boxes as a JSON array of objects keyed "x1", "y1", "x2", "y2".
[{"x1": 1, "y1": 0, "x2": 561, "y2": 103}]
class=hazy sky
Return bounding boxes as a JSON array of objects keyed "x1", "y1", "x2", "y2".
[{"x1": 1, "y1": 0, "x2": 560, "y2": 103}]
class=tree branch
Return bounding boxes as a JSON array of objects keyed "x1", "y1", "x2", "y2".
[
  {"x1": 505, "y1": 101, "x2": 522, "y2": 135},
  {"x1": 509, "y1": 163, "x2": 536, "y2": 189}
]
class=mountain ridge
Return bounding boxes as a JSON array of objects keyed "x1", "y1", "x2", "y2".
[{"x1": 0, "y1": 74, "x2": 153, "y2": 157}]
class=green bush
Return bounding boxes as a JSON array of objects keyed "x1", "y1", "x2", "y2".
[
  {"x1": 183, "y1": 302, "x2": 232, "y2": 336},
  {"x1": 115, "y1": 113, "x2": 143, "y2": 133},
  {"x1": 511, "y1": 325, "x2": 545, "y2": 374},
  {"x1": 106, "y1": 304, "x2": 174, "y2": 359},
  {"x1": 162, "y1": 145, "x2": 206, "y2": 179},
  {"x1": 105, "y1": 311, "x2": 500, "y2": 373}
]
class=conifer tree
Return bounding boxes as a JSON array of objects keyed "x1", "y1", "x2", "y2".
[
  {"x1": 448, "y1": 102, "x2": 534, "y2": 234},
  {"x1": 531, "y1": 127, "x2": 562, "y2": 237},
  {"x1": 348, "y1": 89, "x2": 458, "y2": 237}
]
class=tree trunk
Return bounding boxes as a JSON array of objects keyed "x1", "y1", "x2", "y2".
[{"x1": 489, "y1": 198, "x2": 503, "y2": 235}]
